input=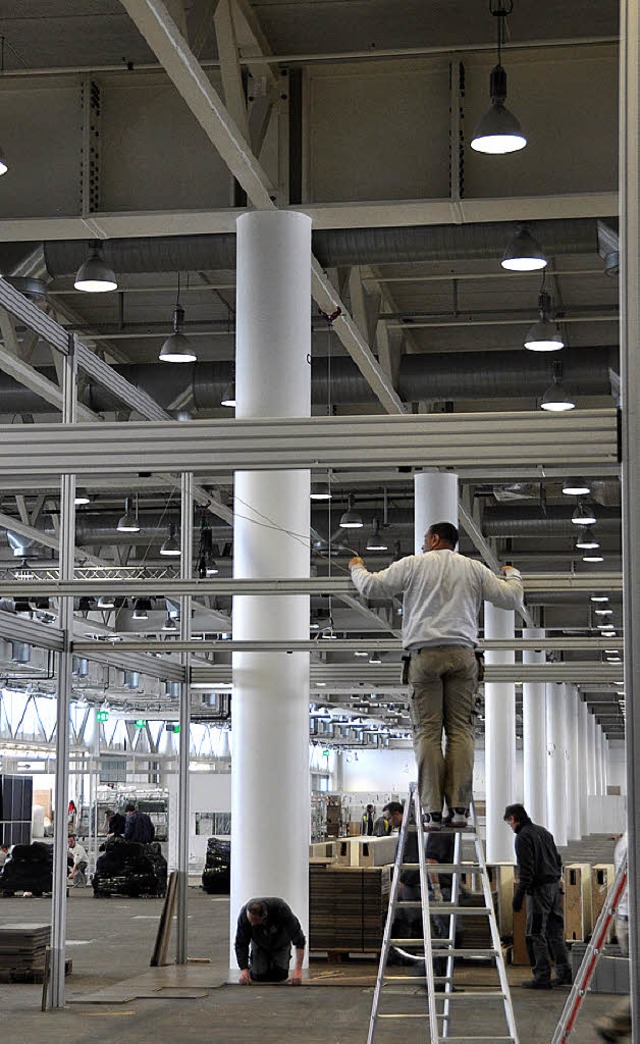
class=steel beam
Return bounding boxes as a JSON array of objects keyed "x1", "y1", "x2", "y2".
[
  {"x1": 190, "y1": 662, "x2": 624, "y2": 685},
  {"x1": 0, "y1": 410, "x2": 618, "y2": 475}
]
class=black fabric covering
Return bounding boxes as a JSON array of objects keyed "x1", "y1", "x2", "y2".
[
  {"x1": 201, "y1": 837, "x2": 230, "y2": 894},
  {"x1": 0, "y1": 841, "x2": 53, "y2": 894},
  {"x1": 93, "y1": 837, "x2": 167, "y2": 897}
]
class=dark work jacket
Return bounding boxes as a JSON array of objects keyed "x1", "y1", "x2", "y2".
[
  {"x1": 234, "y1": 898, "x2": 306, "y2": 970},
  {"x1": 514, "y1": 819, "x2": 563, "y2": 903},
  {"x1": 124, "y1": 811, "x2": 155, "y2": 843},
  {"x1": 108, "y1": 812, "x2": 126, "y2": 836}
]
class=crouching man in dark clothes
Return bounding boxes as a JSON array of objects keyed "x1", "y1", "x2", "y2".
[
  {"x1": 504, "y1": 803, "x2": 572, "y2": 990},
  {"x1": 235, "y1": 897, "x2": 306, "y2": 985}
]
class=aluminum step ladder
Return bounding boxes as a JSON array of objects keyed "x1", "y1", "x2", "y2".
[
  {"x1": 551, "y1": 854, "x2": 628, "y2": 1044},
  {"x1": 367, "y1": 783, "x2": 518, "y2": 1043}
]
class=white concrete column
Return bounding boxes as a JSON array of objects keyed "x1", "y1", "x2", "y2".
[
  {"x1": 587, "y1": 710, "x2": 598, "y2": 797},
  {"x1": 594, "y1": 720, "x2": 604, "y2": 796},
  {"x1": 413, "y1": 470, "x2": 459, "y2": 554},
  {"x1": 545, "y1": 682, "x2": 568, "y2": 846},
  {"x1": 578, "y1": 697, "x2": 590, "y2": 837},
  {"x1": 522, "y1": 628, "x2": 547, "y2": 824},
  {"x1": 484, "y1": 603, "x2": 516, "y2": 863},
  {"x1": 230, "y1": 211, "x2": 312, "y2": 968},
  {"x1": 565, "y1": 685, "x2": 582, "y2": 841}
]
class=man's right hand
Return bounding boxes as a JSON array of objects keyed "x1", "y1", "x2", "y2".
[
  {"x1": 500, "y1": 565, "x2": 521, "y2": 578},
  {"x1": 239, "y1": 969, "x2": 251, "y2": 985},
  {"x1": 348, "y1": 556, "x2": 364, "y2": 569}
]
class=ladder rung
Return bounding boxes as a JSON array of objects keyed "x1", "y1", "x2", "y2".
[
  {"x1": 433, "y1": 990, "x2": 506, "y2": 999},
  {"x1": 428, "y1": 905, "x2": 491, "y2": 915},
  {"x1": 432, "y1": 947, "x2": 501, "y2": 958},
  {"x1": 390, "y1": 938, "x2": 429, "y2": 946},
  {"x1": 378, "y1": 1014, "x2": 430, "y2": 1020},
  {"x1": 443, "y1": 1038, "x2": 516, "y2": 1042}
]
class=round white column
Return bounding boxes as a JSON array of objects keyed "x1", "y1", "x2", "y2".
[
  {"x1": 230, "y1": 211, "x2": 312, "y2": 967},
  {"x1": 413, "y1": 470, "x2": 459, "y2": 554},
  {"x1": 545, "y1": 682, "x2": 568, "y2": 846},
  {"x1": 594, "y1": 721, "x2": 604, "y2": 796},
  {"x1": 565, "y1": 686, "x2": 582, "y2": 841},
  {"x1": 587, "y1": 709, "x2": 597, "y2": 796},
  {"x1": 577, "y1": 697, "x2": 590, "y2": 837},
  {"x1": 484, "y1": 603, "x2": 516, "y2": 863},
  {"x1": 522, "y1": 628, "x2": 547, "y2": 824}
]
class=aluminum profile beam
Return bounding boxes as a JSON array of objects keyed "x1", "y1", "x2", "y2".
[
  {"x1": 0, "y1": 609, "x2": 63, "y2": 650},
  {"x1": 0, "y1": 410, "x2": 618, "y2": 476},
  {"x1": 190, "y1": 662, "x2": 624, "y2": 685},
  {"x1": 73, "y1": 644, "x2": 185, "y2": 682},
  {"x1": 0, "y1": 572, "x2": 622, "y2": 598},
  {"x1": 72, "y1": 636, "x2": 624, "y2": 654}
]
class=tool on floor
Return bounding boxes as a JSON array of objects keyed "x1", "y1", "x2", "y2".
[
  {"x1": 367, "y1": 783, "x2": 518, "y2": 1043},
  {"x1": 551, "y1": 853, "x2": 628, "y2": 1044}
]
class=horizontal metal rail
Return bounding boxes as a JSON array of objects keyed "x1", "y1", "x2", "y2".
[
  {"x1": 71, "y1": 636, "x2": 623, "y2": 654},
  {"x1": 0, "y1": 410, "x2": 618, "y2": 475}
]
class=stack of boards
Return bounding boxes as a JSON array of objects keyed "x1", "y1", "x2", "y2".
[{"x1": 0, "y1": 923, "x2": 50, "y2": 982}]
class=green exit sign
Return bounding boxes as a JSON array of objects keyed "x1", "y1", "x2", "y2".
[
  {"x1": 134, "y1": 719, "x2": 147, "y2": 729},
  {"x1": 166, "y1": 723, "x2": 180, "y2": 733},
  {"x1": 96, "y1": 710, "x2": 109, "y2": 722},
  {"x1": 322, "y1": 749, "x2": 330, "y2": 757}
]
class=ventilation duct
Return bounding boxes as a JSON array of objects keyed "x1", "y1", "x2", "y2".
[
  {"x1": 6, "y1": 530, "x2": 33, "y2": 557},
  {"x1": 43, "y1": 219, "x2": 601, "y2": 277},
  {"x1": 0, "y1": 347, "x2": 618, "y2": 417},
  {"x1": 597, "y1": 219, "x2": 619, "y2": 278}
]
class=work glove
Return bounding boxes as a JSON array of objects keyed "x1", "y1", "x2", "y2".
[
  {"x1": 501, "y1": 565, "x2": 522, "y2": 579},
  {"x1": 349, "y1": 556, "x2": 365, "y2": 569}
]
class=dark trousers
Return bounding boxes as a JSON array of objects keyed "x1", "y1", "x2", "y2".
[
  {"x1": 249, "y1": 942, "x2": 291, "y2": 982},
  {"x1": 526, "y1": 882, "x2": 571, "y2": 983}
]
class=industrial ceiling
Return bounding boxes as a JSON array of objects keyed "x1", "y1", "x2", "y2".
[{"x1": 0, "y1": 0, "x2": 625, "y2": 740}]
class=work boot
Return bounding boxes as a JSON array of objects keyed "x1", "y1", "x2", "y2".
[
  {"x1": 551, "y1": 970, "x2": 573, "y2": 987},
  {"x1": 521, "y1": 978, "x2": 552, "y2": 990},
  {"x1": 450, "y1": 808, "x2": 470, "y2": 828},
  {"x1": 423, "y1": 812, "x2": 442, "y2": 832}
]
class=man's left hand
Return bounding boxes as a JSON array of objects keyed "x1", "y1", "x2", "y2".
[
  {"x1": 348, "y1": 556, "x2": 364, "y2": 569},
  {"x1": 291, "y1": 969, "x2": 303, "y2": 986}
]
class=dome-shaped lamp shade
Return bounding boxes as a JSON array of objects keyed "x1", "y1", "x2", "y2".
[
  {"x1": 572, "y1": 500, "x2": 597, "y2": 526},
  {"x1": 0, "y1": 147, "x2": 9, "y2": 176},
  {"x1": 116, "y1": 496, "x2": 140, "y2": 533},
  {"x1": 339, "y1": 495, "x2": 363, "y2": 529},
  {"x1": 159, "y1": 305, "x2": 197, "y2": 363},
  {"x1": 220, "y1": 383, "x2": 236, "y2": 407},
  {"x1": 366, "y1": 518, "x2": 388, "y2": 551},
  {"x1": 562, "y1": 476, "x2": 591, "y2": 496},
  {"x1": 501, "y1": 226, "x2": 548, "y2": 272},
  {"x1": 524, "y1": 317, "x2": 564, "y2": 352},
  {"x1": 160, "y1": 523, "x2": 181, "y2": 556},
  {"x1": 575, "y1": 526, "x2": 599, "y2": 550},
  {"x1": 540, "y1": 380, "x2": 575, "y2": 412},
  {"x1": 74, "y1": 243, "x2": 117, "y2": 293},
  {"x1": 471, "y1": 65, "x2": 526, "y2": 155}
]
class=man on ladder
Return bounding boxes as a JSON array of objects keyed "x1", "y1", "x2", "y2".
[{"x1": 349, "y1": 521, "x2": 523, "y2": 829}]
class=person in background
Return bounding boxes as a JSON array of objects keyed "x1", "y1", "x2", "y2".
[
  {"x1": 362, "y1": 804, "x2": 375, "y2": 835},
  {"x1": 124, "y1": 803, "x2": 155, "y2": 843},
  {"x1": 594, "y1": 830, "x2": 630, "y2": 1042},
  {"x1": 67, "y1": 835, "x2": 88, "y2": 887},
  {"x1": 105, "y1": 808, "x2": 126, "y2": 838},
  {"x1": 349, "y1": 522, "x2": 523, "y2": 830},
  {"x1": 67, "y1": 799, "x2": 78, "y2": 834},
  {"x1": 235, "y1": 897, "x2": 306, "y2": 985},
  {"x1": 0, "y1": 844, "x2": 9, "y2": 867},
  {"x1": 504, "y1": 803, "x2": 572, "y2": 990},
  {"x1": 373, "y1": 808, "x2": 392, "y2": 836}
]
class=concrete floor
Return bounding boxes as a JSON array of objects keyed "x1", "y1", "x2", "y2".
[{"x1": 0, "y1": 835, "x2": 624, "y2": 1043}]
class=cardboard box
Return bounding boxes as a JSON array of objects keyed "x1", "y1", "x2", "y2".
[
  {"x1": 592, "y1": 863, "x2": 615, "y2": 928},
  {"x1": 309, "y1": 841, "x2": 337, "y2": 859},
  {"x1": 335, "y1": 835, "x2": 397, "y2": 868},
  {"x1": 512, "y1": 894, "x2": 530, "y2": 965},
  {"x1": 564, "y1": 863, "x2": 593, "y2": 941},
  {"x1": 487, "y1": 863, "x2": 516, "y2": 936}
]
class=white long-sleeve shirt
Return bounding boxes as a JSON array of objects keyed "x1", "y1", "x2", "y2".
[{"x1": 350, "y1": 549, "x2": 523, "y2": 650}]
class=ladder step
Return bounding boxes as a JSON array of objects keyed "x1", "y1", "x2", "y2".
[
  {"x1": 442, "y1": 1038, "x2": 516, "y2": 1042},
  {"x1": 429, "y1": 905, "x2": 491, "y2": 915},
  {"x1": 400, "y1": 863, "x2": 481, "y2": 871},
  {"x1": 431, "y1": 947, "x2": 501, "y2": 958}
]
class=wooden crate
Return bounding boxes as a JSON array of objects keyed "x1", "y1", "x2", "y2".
[
  {"x1": 564, "y1": 863, "x2": 593, "y2": 941},
  {"x1": 591, "y1": 863, "x2": 615, "y2": 927}
]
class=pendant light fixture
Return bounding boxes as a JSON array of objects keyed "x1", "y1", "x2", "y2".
[
  {"x1": 366, "y1": 518, "x2": 388, "y2": 551},
  {"x1": 196, "y1": 511, "x2": 219, "y2": 577},
  {"x1": 132, "y1": 597, "x2": 151, "y2": 620},
  {"x1": 116, "y1": 495, "x2": 140, "y2": 533},
  {"x1": 572, "y1": 498, "x2": 597, "y2": 526},
  {"x1": 160, "y1": 522, "x2": 181, "y2": 556},
  {"x1": 575, "y1": 526, "x2": 599, "y2": 550},
  {"x1": 97, "y1": 594, "x2": 115, "y2": 610},
  {"x1": 501, "y1": 225, "x2": 548, "y2": 272},
  {"x1": 471, "y1": 1, "x2": 527, "y2": 155},
  {"x1": 524, "y1": 285, "x2": 564, "y2": 352},
  {"x1": 220, "y1": 382, "x2": 236, "y2": 407},
  {"x1": 162, "y1": 614, "x2": 178, "y2": 632},
  {"x1": 159, "y1": 274, "x2": 197, "y2": 363},
  {"x1": 310, "y1": 479, "x2": 332, "y2": 501},
  {"x1": 562, "y1": 477, "x2": 591, "y2": 496},
  {"x1": 74, "y1": 241, "x2": 118, "y2": 293},
  {"x1": 339, "y1": 495, "x2": 363, "y2": 529},
  {"x1": 74, "y1": 488, "x2": 91, "y2": 506},
  {"x1": 540, "y1": 361, "x2": 575, "y2": 412}
]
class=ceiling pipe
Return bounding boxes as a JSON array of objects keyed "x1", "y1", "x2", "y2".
[
  {"x1": 0, "y1": 348, "x2": 617, "y2": 416},
  {"x1": 42, "y1": 219, "x2": 602, "y2": 276}
]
